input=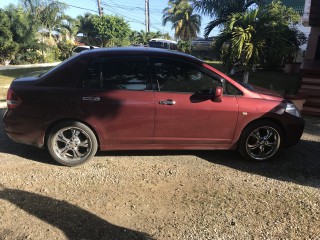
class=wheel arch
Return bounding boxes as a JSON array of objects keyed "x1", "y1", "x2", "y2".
[
  {"x1": 236, "y1": 117, "x2": 286, "y2": 149},
  {"x1": 44, "y1": 118, "x2": 101, "y2": 150}
]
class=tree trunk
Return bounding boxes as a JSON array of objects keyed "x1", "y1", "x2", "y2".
[{"x1": 243, "y1": 70, "x2": 249, "y2": 83}]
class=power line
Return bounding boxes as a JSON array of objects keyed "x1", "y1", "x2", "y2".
[{"x1": 59, "y1": 2, "x2": 98, "y2": 14}]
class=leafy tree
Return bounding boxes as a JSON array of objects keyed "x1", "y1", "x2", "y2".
[
  {"x1": 57, "y1": 15, "x2": 79, "y2": 42},
  {"x1": 3, "y1": 4, "x2": 34, "y2": 44},
  {"x1": 193, "y1": 0, "x2": 266, "y2": 37},
  {"x1": 177, "y1": 40, "x2": 192, "y2": 53},
  {"x1": 91, "y1": 15, "x2": 131, "y2": 47},
  {"x1": 0, "y1": 9, "x2": 18, "y2": 65},
  {"x1": 76, "y1": 13, "x2": 100, "y2": 46},
  {"x1": 260, "y1": 1, "x2": 306, "y2": 69},
  {"x1": 129, "y1": 30, "x2": 141, "y2": 45},
  {"x1": 0, "y1": 9, "x2": 12, "y2": 44},
  {"x1": 213, "y1": 1, "x2": 306, "y2": 82},
  {"x1": 56, "y1": 40, "x2": 75, "y2": 60},
  {"x1": 39, "y1": 1, "x2": 67, "y2": 40},
  {"x1": 163, "y1": 0, "x2": 201, "y2": 40},
  {"x1": 17, "y1": 0, "x2": 68, "y2": 62}
]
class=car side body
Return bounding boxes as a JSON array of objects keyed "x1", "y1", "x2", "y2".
[{"x1": 3, "y1": 47, "x2": 304, "y2": 166}]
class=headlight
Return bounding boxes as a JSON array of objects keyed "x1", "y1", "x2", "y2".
[{"x1": 285, "y1": 102, "x2": 301, "y2": 118}]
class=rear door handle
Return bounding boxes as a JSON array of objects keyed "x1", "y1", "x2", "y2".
[
  {"x1": 159, "y1": 99, "x2": 176, "y2": 105},
  {"x1": 82, "y1": 96, "x2": 100, "y2": 102}
]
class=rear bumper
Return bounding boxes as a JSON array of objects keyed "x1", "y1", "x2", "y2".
[{"x1": 3, "y1": 110, "x2": 45, "y2": 148}]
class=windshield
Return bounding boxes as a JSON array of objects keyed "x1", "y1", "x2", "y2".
[{"x1": 237, "y1": 81, "x2": 255, "y2": 91}]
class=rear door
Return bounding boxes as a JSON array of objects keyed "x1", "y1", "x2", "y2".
[
  {"x1": 73, "y1": 56, "x2": 155, "y2": 146},
  {"x1": 151, "y1": 58, "x2": 239, "y2": 145}
]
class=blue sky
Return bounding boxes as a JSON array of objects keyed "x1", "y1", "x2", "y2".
[{"x1": 0, "y1": 0, "x2": 217, "y2": 38}]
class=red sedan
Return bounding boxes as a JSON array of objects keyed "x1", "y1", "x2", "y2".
[{"x1": 3, "y1": 47, "x2": 304, "y2": 166}]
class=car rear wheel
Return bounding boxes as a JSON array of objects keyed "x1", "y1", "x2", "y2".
[
  {"x1": 238, "y1": 120, "x2": 282, "y2": 161},
  {"x1": 47, "y1": 121, "x2": 98, "y2": 166}
]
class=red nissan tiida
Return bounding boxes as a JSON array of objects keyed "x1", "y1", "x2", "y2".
[{"x1": 3, "y1": 47, "x2": 305, "y2": 166}]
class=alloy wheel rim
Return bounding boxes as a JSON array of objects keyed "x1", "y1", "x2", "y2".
[
  {"x1": 52, "y1": 127, "x2": 92, "y2": 162},
  {"x1": 245, "y1": 126, "x2": 280, "y2": 160}
]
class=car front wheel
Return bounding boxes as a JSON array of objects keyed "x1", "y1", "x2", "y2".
[
  {"x1": 47, "y1": 121, "x2": 98, "y2": 166},
  {"x1": 238, "y1": 120, "x2": 282, "y2": 161}
]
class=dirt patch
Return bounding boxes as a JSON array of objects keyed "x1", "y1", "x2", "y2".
[{"x1": 0, "y1": 109, "x2": 319, "y2": 239}]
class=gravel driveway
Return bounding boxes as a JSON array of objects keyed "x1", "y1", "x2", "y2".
[{"x1": 0, "y1": 107, "x2": 319, "y2": 239}]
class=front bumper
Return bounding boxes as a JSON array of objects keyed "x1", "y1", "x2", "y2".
[{"x1": 282, "y1": 113, "x2": 305, "y2": 147}]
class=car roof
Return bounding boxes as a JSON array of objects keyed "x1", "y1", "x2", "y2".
[{"x1": 79, "y1": 47, "x2": 203, "y2": 64}]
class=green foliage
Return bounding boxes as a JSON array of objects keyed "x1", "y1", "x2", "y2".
[
  {"x1": 57, "y1": 41, "x2": 76, "y2": 60},
  {"x1": 11, "y1": 40, "x2": 45, "y2": 65},
  {"x1": 0, "y1": 42, "x2": 19, "y2": 65},
  {"x1": 193, "y1": 0, "x2": 266, "y2": 37},
  {"x1": 76, "y1": 13, "x2": 97, "y2": 45},
  {"x1": 163, "y1": 0, "x2": 201, "y2": 40},
  {"x1": 91, "y1": 15, "x2": 131, "y2": 47},
  {"x1": 213, "y1": 0, "x2": 307, "y2": 79},
  {"x1": 129, "y1": 30, "x2": 172, "y2": 45},
  {"x1": 177, "y1": 40, "x2": 192, "y2": 53},
  {"x1": 4, "y1": 4, "x2": 35, "y2": 44},
  {"x1": 0, "y1": 9, "x2": 13, "y2": 44}
]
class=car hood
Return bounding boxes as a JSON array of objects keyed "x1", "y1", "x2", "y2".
[{"x1": 251, "y1": 85, "x2": 284, "y2": 101}]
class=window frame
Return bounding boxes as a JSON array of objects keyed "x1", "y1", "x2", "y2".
[
  {"x1": 150, "y1": 57, "x2": 242, "y2": 95},
  {"x1": 80, "y1": 56, "x2": 152, "y2": 91}
]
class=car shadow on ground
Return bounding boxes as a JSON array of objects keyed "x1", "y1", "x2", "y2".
[
  {"x1": 0, "y1": 186, "x2": 154, "y2": 240},
  {"x1": 103, "y1": 139, "x2": 320, "y2": 189},
  {"x1": 1, "y1": 107, "x2": 319, "y2": 188}
]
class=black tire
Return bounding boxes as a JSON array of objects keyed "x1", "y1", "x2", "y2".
[
  {"x1": 47, "y1": 121, "x2": 98, "y2": 166},
  {"x1": 238, "y1": 120, "x2": 283, "y2": 161}
]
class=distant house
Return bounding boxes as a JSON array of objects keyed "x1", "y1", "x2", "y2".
[
  {"x1": 191, "y1": 37, "x2": 214, "y2": 51},
  {"x1": 191, "y1": 37, "x2": 216, "y2": 59}
]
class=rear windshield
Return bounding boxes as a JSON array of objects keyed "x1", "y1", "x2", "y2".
[{"x1": 149, "y1": 42, "x2": 164, "y2": 48}]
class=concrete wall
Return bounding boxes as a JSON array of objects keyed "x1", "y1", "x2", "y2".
[{"x1": 305, "y1": 27, "x2": 320, "y2": 60}]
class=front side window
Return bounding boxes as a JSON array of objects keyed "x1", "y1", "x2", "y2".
[
  {"x1": 82, "y1": 57, "x2": 148, "y2": 91},
  {"x1": 153, "y1": 60, "x2": 222, "y2": 93}
]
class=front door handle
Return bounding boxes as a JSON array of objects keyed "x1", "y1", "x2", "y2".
[
  {"x1": 82, "y1": 96, "x2": 100, "y2": 102},
  {"x1": 159, "y1": 99, "x2": 176, "y2": 105}
]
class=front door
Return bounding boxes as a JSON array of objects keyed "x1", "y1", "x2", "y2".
[{"x1": 151, "y1": 58, "x2": 239, "y2": 145}]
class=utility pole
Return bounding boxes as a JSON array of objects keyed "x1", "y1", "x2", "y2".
[
  {"x1": 97, "y1": 0, "x2": 103, "y2": 17},
  {"x1": 145, "y1": 0, "x2": 150, "y2": 32}
]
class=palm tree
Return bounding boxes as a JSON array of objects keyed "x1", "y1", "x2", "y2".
[
  {"x1": 76, "y1": 13, "x2": 97, "y2": 45},
  {"x1": 163, "y1": 0, "x2": 201, "y2": 40},
  {"x1": 214, "y1": 1, "x2": 304, "y2": 82},
  {"x1": 40, "y1": 1, "x2": 67, "y2": 41},
  {"x1": 129, "y1": 31, "x2": 141, "y2": 45},
  {"x1": 59, "y1": 15, "x2": 79, "y2": 41},
  {"x1": 214, "y1": 9, "x2": 267, "y2": 82},
  {"x1": 193, "y1": 0, "x2": 266, "y2": 37}
]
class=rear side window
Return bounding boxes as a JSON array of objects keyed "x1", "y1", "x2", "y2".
[{"x1": 81, "y1": 57, "x2": 148, "y2": 91}]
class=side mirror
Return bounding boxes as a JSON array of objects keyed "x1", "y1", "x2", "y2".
[{"x1": 214, "y1": 86, "x2": 223, "y2": 102}]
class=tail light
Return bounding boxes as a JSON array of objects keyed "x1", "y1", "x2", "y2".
[{"x1": 7, "y1": 88, "x2": 22, "y2": 109}]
